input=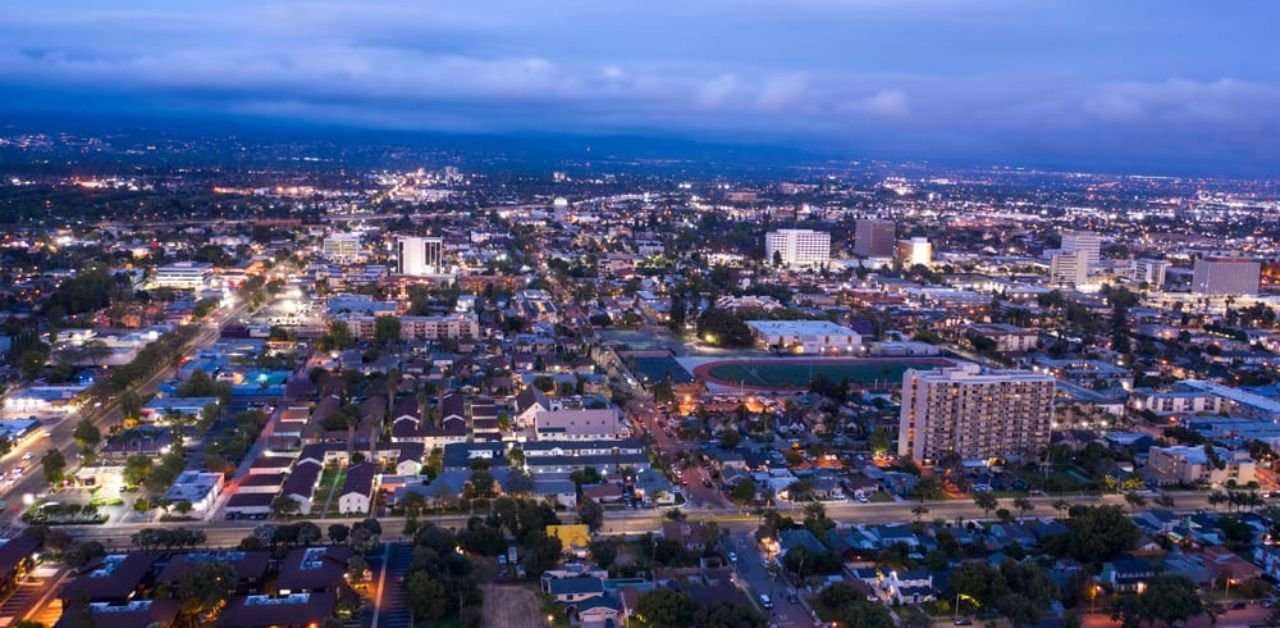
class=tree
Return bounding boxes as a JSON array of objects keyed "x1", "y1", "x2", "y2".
[
  {"x1": 817, "y1": 583, "x2": 894, "y2": 628},
  {"x1": 41, "y1": 450, "x2": 67, "y2": 488},
  {"x1": 72, "y1": 419, "x2": 100, "y2": 450},
  {"x1": 1122, "y1": 575, "x2": 1203, "y2": 627},
  {"x1": 911, "y1": 505, "x2": 930, "y2": 522},
  {"x1": 910, "y1": 476, "x2": 944, "y2": 501},
  {"x1": 177, "y1": 562, "x2": 236, "y2": 616},
  {"x1": 731, "y1": 480, "x2": 756, "y2": 509},
  {"x1": 271, "y1": 495, "x2": 301, "y2": 517},
  {"x1": 720, "y1": 428, "x2": 742, "y2": 450},
  {"x1": 633, "y1": 589, "x2": 696, "y2": 628},
  {"x1": 695, "y1": 601, "x2": 767, "y2": 628},
  {"x1": 328, "y1": 523, "x2": 350, "y2": 544},
  {"x1": 578, "y1": 498, "x2": 604, "y2": 532},
  {"x1": 1012, "y1": 496, "x2": 1035, "y2": 520},
  {"x1": 1124, "y1": 491, "x2": 1147, "y2": 513},
  {"x1": 374, "y1": 316, "x2": 402, "y2": 348},
  {"x1": 1056, "y1": 505, "x2": 1140, "y2": 563},
  {"x1": 123, "y1": 455, "x2": 153, "y2": 488},
  {"x1": 973, "y1": 492, "x2": 998, "y2": 517},
  {"x1": 323, "y1": 320, "x2": 356, "y2": 352},
  {"x1": 949, "y1": 562, "x2": 1010, "y2": 607},
  {"x1": 405, "y1": 572, "x2": 450, "y2": 621},
  {"x1": 589, "y1": 539, "x2": 617, "y2": 569}
]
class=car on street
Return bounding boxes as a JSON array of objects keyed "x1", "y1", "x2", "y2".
[
  {"x1": 758, "y1": 594, "x2": 773, "y2": 609},
  {"x1": 21, "y1": 452, "x2": 32, "y2": 461},
  {"x1": 728, "y1": 551, "x2": 737, "y2": 563}
]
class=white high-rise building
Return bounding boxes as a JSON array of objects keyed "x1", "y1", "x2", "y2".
[
  {"x1": 1049, "y1": 251, "x2": 1090, "y2": 287},
  {"x1": 396, "y1": 236, "x2": 445, "y2": 276},
  {"x1": 1192, "y1": 257, "x2": 1260, "y2": 295},
  {"x1": 896, "y1": 237, "x2": 933, "y2": 267},
  {"x1": 898, "y1": 363, "x2": 1055, "y2": 464},
  {"x1": 1132, "y1": 258, "x2": 1169, "y2": 290},
  {"x1": 1060, "y1": 231, "x2": 1102, "y2": 268},
  {"x1": 765, "y1": 229, "x2": 830, "y2": 269}
]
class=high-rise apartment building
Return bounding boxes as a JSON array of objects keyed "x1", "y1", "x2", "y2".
[
  {"x1": 765, "y1": 229, "x2": 830, "y2": 269},
  {"x1": 1049, "y1": 250, "x2": 1090, "y2": 287},
  {"x1": 898, "y1": 363, "x2": 1055, "y2": 463},
  {"x1": 854, "y1": 219, "x2": 896, "y2": 257},
  {"x1": 1192, "y1": 257, "x2": 1260, "y2": 295},
  {"x1": 396, "y1": 236, "x2": 445, "y2": 276},
  {"x1": 896, "y1": 237, "x2": 933, "y2": 267},
  {"x1": 1060, "y1": 230, "x2": 1102, "y2": 268}
]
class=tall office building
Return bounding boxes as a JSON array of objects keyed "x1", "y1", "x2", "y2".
[
  {"x1": 397, "y1": 236, "x2": 445, "y2": 276},
  {"x1": 854, "y1": 219, "x2": 896, "y2": 257},
  {"x1": 322, "y1": 233, "x2": 362, "y2": 262},
  {"x1": 1060, "y1": 230, "x2": 1103, "y2": 269},
  {"x1": 765, "y1": 229, "x2": 830, "y2": 269},
  {"x1": 1192, "y1": 257, "x2": 1260, "y2": 295},
  {"x1": 1132, "y1": 258, "x2": 1169, "y2": 290},
  {"x1": 896, "y1": 237, "x2": 933, "y2": 267},
  {"x1": 898, "y1": 363, "x2": 1055, "y2": 464},
  {"x1": 1049, "y1": 250, "x2": 1090, "y2": 287}
]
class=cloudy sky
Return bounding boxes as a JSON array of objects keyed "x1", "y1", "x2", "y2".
[{"x1": 2, "y1": 0, "x2": 1279, "y2": 174}]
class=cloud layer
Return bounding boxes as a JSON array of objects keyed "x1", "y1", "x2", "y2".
[{"x1": 2, "y1": 1, "x2": 1279, "y2": 174}]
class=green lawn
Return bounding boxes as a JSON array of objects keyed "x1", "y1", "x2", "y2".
[{"x1": 706, "y1": 359, "x2": 946, "y2": 388}]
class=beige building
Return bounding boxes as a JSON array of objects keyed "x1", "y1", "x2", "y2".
[
  {"x1": 1145, "y1": 445, "x2": 1256, "y2": 487},
  {"x1": 898, "y1": 363, "x2": 1055, "y2": 464}
]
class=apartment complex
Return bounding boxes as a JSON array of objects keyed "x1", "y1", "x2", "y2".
[
  {"x1": 1145, "y1": 445, "x2": 1256, "y2": 487},
  {"x1": 338, "y1": 313, "x2": 479, "y2": 341},
  {"x1": 1192, "y1": 257, "x2": 1260, "y2": 295},
  {"x1": 854, "y1": 219, "x2": 896, "y2": 257},
  {"x1": 898, "y1": 363, "x2": 1055, "y2": 463},
  {"x1": 765, "y1": 229, "x2": 830, "y2": 269}
]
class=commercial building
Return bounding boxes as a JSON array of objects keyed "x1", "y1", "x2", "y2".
[
  {"x1": 896, "y1": 237, "x2": 933, "y2": 267},
  {"x1": 898, "y1": 363, "x2": 1055, "y2": 463},
  {"x1": 1145, "y1": 445, "x2": 1256, "y2": 487},
  {"x1": 1060, "y1": 230, "x2": 1103, "y2": 268},
  {"x1": 396, "y1": 236, "x2": 445, "y2": 276},
  {"x1": 1049, "y1": 250, "x2": 1090, "y2": 287},
  {"x1": 1192, "y1": 257, "x2": 1260, "y2": 295},
  {"x1": 765, "y1": 229, "x2": 830, "y2": 269},
  {"x1": 854, "y1": 219, "x2": 896, "y2": 257},
  {"x1": 152, "y1": 262, "x2": 213, "y2": 289},
  {"x1": 745, "y1": 320, "x2": 862, "y2": 354},
  {"x1": 1132, "y1": 258, "x2": 1170, "y2": 290},
  {"x1": 321, "y1": 233, "x2": 362, "y2": 262}
]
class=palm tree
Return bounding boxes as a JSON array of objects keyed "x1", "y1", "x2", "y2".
[
  {"x1": 1052, "y1": 499, "x2": 1072, "y2": 517},
  {"x1": 1013, "y1": 496, "x2": 1035, "y2": 521},
  {"x1": 1123, "y1": 491, "x2": 1147, "y2": 513},
  {"x1": 911, "y1": 505, "x2": 930, "y2": 522},
  {"x1": 973, "y1": 492, "x2": 998, "y2": 518}
]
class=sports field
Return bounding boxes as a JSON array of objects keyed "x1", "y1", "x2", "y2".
[{"x1": 694, "y1": 357, "x2": 952, "y2": 389}]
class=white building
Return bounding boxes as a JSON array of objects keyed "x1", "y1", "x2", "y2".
[
  {"x1": 1132, "y1": 258, "x2": 1170, "y2": 290},
  {"x1": 1192, "y1": 257, "x2": 1260, "y2": 295},
  {"x1": 897, "y1": 237, "x2": 933, "y2": 267},
  {"x1": 1060, "y1": 230, "x2": 1103, "y2": 268},
  {"x1": 765, "y1": 229, "x2": 830, "y2": 269},
  {"x1": 1049, "y1": 250, "x2": 1090, "y2": 287},
  {"x1": 163, "y1": 471, "x2": 225, "y2": 514},
  {"x1": 745, "y1": 320, "x2": 862, "y2": 354},
  {"x1": 153, "y1": 262, "x2": 213, "y2": 289},
  {"x1": 396, "y1": 236, "x2": 445, "y2": 276},
  {"x1": 1146, "y1": 446, "x2": 1256, "y2": 487},
  {"x1": 534, "y1": 409, "x2": 626, "y2": 441},
  {"x1": 321, "y1": 233, "x2": 362, "y2": 262}
]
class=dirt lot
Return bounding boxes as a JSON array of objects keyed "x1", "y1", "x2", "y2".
[{"x1": 480, "y1": 584, "x2": 545, "y2": 628}]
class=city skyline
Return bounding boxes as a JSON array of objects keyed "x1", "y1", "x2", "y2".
[{"x1": 3, "y1": 1, "x2": 1280, "y2": 176}]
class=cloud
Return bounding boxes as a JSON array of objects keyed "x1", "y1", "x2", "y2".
[
  {"x1": 846, "y1": 89, "x2": 910, "y2": 118},
  {"x1": 1085, "y1": 78, "x2": 1280, "y2": 124}
]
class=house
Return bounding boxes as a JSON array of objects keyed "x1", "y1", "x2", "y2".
[
  {"x1": 276, "y1": 546, "x2": 350, "y2": 594},
  {"x1": 158, "y1": 551, "x2": 270, "y2": 589},
  {"x1": 337, "y1": 462, "x2": 377, "y2": 514},
  {"x1": 1099, "y1": 558, "x2": 1155, "y2": 593},
  {"x1": 633, "y1": 469, "x2": 675, "y2": 505},
  {"x1": 61, "y1": 553, "x2": 156, "y2": 602},
  {"x1": 544, "y1": 576, "x2": 607, "y2": 604},
  {"x1": 661, "y1": 522, "x2": 718, "y2": 551},
  {"x1": 217, "y1": 592, "x2": 336, "y2": 628},
  {"x1": 575, "y1": 594, "x2": 625, "y2": 627},
  {"x1": 56, "y1": 600, "x2": 180, "y2": 628},
  {"x1": 778, "y1": 529, "x2": 828, "y2": 556},
  {"x1": 1253, "y1": 545, "x2": 1280, "y2": 581},
  {"x1": 516, "y1": 387, "x2": 553, "y2": 426},
  {"x1": 886, "y1": 569, "x2": 936, "y2": 605},
  {"x1": 581, "y1": 482, "x2": 624, "y2": 505}
]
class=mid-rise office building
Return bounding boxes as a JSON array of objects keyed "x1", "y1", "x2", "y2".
[
  {"x1": 765, "y1": 229, "x2": 830, "y2": 269},
  {"x1": 396, "y1": 236, "x2": 445, "y2": 276},
  {"x1": 1132, "y1": 258, "x2": 1169, "y2": 290},
  {"x1": 1192, "y1": 257, "x2": 1260, "y2": 295},
  {"x1": 1060, "y1": 230, "x2": 1103, "y2": 268},
  {"x1": 1049, "y1": 250, "x2": 1090, "y2": 287},
  {"x1": 898, "y1": 363, "x2": 1055, "y2": 463},
  {"x1": 896, "y1": 237, "x2": 933, "y2": 267},
  {"x1": 152, "y1": 262, "x2": 213, "y2": 289},
  {"x1": 854, "y1": 219, "x2": 896, "y2": 257},
  {"x1": 321, "y1": 233, "x2": 362, "y2": 262}
]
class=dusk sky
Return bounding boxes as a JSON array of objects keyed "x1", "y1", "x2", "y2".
[{"x1": 3, "y1": 0, "x2": 1280, "y2": 175}]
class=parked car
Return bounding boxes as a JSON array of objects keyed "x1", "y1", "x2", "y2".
[{"x1": 759, "y1": 594, "x2": 773, "y2": 609}]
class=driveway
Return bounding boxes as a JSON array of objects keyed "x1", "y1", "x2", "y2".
[{"x1": 729, "y1": 533, "x2": 814, "y2": 628}]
